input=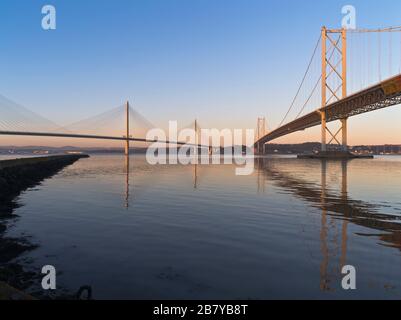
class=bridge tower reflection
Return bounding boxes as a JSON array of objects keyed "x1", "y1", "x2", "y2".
[
  {"x1": 340, "y1": 160, "x2": 349, "y2": 269},
  {"x1": 320, "y1": 159, "x2": 349, "y2": 291},
  {"x1": 319, "y1": 160, "x2": 329, "y2": 290},
  {"x1": 124, "y1": 154, "x2": 130, "y2": 208},
  {"x1": 257, "y1": 157, "x2": 401, "y2": 292},
  {"x1": 193, "y1": 163, "x2": 198, "y2": 189},
  {"x1": 256, "y1": 158, "x2": 354, "y2": 292}
]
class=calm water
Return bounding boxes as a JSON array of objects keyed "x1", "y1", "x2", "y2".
[{"x1": 4, "y1": 154, "x2": 401, "y2": 299}]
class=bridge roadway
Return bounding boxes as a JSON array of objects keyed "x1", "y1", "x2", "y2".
[
  {"x1": 256, "y1": 74, "x2": 401, "y2": 145},
  {"x1": 0, "y1": 130, "x2": 205, "y2": 148}
]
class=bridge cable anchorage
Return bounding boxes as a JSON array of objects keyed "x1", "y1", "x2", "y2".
[{"x1": 276, "y1": 34, "x2": 322, "y2": 129}]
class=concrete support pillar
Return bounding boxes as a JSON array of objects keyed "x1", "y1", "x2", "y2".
[
  {"x1": 341, "y1": 118, "x2": 348, "y2": 151},
  {"x1": 321, "y1": 111, "x2": 327, "y2": 152}
]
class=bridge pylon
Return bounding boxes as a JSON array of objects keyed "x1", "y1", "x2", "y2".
[{"x1": 320, "y1": 27, "x2": 348, "y2": 152}]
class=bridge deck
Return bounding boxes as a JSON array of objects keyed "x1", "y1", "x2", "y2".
[
  {"x1": 257, "y1": 74, "x2": 401, "y2": 145},
  {"x1": 0, "y1": 130, "x2": 205, "y2": 147}
]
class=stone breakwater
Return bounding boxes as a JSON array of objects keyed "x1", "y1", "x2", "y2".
[{"x1": 0, "y1": 154, "x2": 89, "y2": 299}]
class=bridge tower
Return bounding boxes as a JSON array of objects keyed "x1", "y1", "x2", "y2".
[
  {"x1": 125, "y1": 101, "x2": 130, "y2": 155},
  {"x1": 321, "y1": 27, "x2": 348, "y2": 152}
]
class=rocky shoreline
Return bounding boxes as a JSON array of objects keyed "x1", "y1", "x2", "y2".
[{"x1": 0, "y1": 155, "x2": 89, "y2": 299}]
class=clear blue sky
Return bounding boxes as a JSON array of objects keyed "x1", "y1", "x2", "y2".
[{"x1": 1, "y1": 0, "x2": 401, "y2": 145}]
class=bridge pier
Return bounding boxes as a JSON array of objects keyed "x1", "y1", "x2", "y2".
[
  {"x1": 125, "y1": 140, "x2": 129, "y2": 155},
  {"x1": 320, "y1": 111, "x2": 327, "y2": 152},
  {"x1": 254, "y1": 143, "x2": 266, "y2": 155},
  {"x1": 321, "y1": 114, "x2": 348, "y2": 152},
  {"x1": 260, "y1": 143, "x2": 263, "y2": 155},
  {"x1": 341, "y1": 118, "x2": 348, "y2": 151}
]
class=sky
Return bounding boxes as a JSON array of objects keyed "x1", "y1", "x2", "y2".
[{"x1": 1, "y1": 0, "x2": 401, "y2": 147}]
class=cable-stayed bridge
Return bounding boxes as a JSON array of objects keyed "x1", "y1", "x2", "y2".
[
  {"x1": 255, "y1": 26, "x2": 401, "y2": 154},
  {"x1": 0, "y1": 97, "x2": 207, "y2": 153}
]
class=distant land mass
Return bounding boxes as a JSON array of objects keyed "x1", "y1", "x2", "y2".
[
  {"x1": 1, "y1": 143, "x2": 400, "y2": 156},
  {"x1": 265, "y1": 143, "x2": 401, "y2": 155},
  {"x1": 0, "y1": 146, "x2": 145, "y2": 155}
]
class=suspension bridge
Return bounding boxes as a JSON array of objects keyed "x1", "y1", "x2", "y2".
[
  {"x1": 1, "y1": 25, "x2": 401, "y2": 155},
  {"x1": 255, "y1": 26, "x2": 401, "y2": 156}
]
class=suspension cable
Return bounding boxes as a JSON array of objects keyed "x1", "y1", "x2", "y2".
[
  {"x1": 294, "y1": 34, "x2": 339, "y2": 120},
  {"x1": 276, "y1": 34, "x2": 322, "y2": 129}
]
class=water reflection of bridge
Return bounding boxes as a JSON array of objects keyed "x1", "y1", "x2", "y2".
[
  {"x1": 122, "y1": 156, "x2": 200, "y2": 208},
  {"x1": 121, "y1": 155, "x2": 401, "y2": 291},
  {"x1": 256, "y1": 158, "x2": 401, "y2": 291}
]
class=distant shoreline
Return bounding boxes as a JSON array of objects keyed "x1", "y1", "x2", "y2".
[{"x1": 1, "y1": 142, "x2": 400, "y2": 156}]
